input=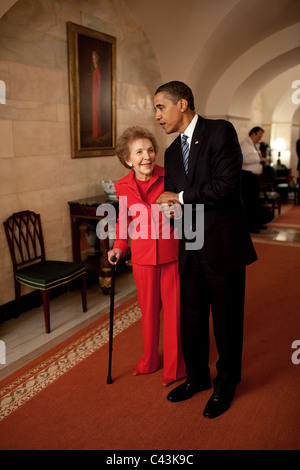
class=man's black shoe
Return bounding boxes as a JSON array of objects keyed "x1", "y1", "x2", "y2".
[
  {"x1": 167, "y1": 379, "x2": 211, "y2": 403},
  {"x1": 203, "y1": 389, "x2": 235, "y2": 418}
]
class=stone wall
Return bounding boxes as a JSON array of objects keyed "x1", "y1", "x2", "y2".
[{"x1": 0, "y1": 0, "x2": 164, "y2": 305}]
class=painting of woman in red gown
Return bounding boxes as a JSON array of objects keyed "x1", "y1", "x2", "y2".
[
  {"x1": 92, "y1": 50, "x2": 102, "y2": 139},
  {"x1": 68, "y1": 23, "x2": 116, "y2": 157}
]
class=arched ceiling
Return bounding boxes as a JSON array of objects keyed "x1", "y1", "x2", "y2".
[
  {"x1": 2, "y1": 0, "x2": 300, "y2": 122},
  {"x1": 271, "y1": 70, "x2": 300, "y2": 124},
  {"x1": 250, "y1": 64, "x2": 300, "y2": 126},
  {"x1": 229, "y1": 47, "x2": 300, "y2": 119},
  {"x1": 126, "y1": 0, "x2": 300, "y2": 117},
  {"x1": 206, "y1": 23, "x2": 300, "y2": 117},
  {"x1": 0, "y1": 0, "x2": 17, "y2": 19}
]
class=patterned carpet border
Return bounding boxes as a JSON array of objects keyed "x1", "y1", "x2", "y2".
[{"x1": 0, "y1": 299, "x2": 141, "y2": 422}]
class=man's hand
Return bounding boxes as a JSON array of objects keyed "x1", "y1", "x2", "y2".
[
  {"x1": 156, "y1": 191, "x2": 180, "y2": 205},
  {"x1": 157, "y1": 192, "x2": 182, "y2": 219}
]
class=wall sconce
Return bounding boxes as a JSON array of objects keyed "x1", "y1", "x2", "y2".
[{"x1": 274, "y1": 138, "x2": 286, "y2": 166}]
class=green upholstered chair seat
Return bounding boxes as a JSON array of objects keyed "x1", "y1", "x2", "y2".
[{"x1": 16, "y1": 261, "x2": 86, "y2": 290}]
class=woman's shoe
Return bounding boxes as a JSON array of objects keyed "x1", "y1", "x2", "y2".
[
  {"x1": 162, "y1": 375, "x2": 186, "y2": 387},
  {"x1": 162, "y1": 377, "x2": 175, "y2": 387},
  {"x1": 133, "y1": 366, "x2": 160, "y2": 376}
]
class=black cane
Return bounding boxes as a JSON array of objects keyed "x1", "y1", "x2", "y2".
[{"x1": 107, "y1": 255, "x2": 117, "y2": 384}]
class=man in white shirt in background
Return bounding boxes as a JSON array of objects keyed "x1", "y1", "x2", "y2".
[{"x1": 240, "y1": 127, "x2": 267, "y2": 234}]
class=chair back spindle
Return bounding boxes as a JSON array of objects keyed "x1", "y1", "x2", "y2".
[{"x1": 3, "y1": 210, "x2": 45, "y2": 272}]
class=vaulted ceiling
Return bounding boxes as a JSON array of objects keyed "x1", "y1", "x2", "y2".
[
  {"x1": 126, "y1": 0, "x2": 300, "y2": 121},
  {"x1": 2, "y1": 0, "x2": 300, "y2": 122}
]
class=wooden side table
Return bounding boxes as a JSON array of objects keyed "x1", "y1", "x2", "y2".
[{"x1": 68, "y1": 195, "x2": 118, "y2": 293}]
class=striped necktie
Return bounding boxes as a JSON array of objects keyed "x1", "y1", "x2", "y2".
[{"x1": 182, "y1": 134, "x2": 189, "y2": 175}]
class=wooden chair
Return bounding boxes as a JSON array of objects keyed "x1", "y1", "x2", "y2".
[{"x1": 3, "y1": 210, "x2": 87, "y2": 333}]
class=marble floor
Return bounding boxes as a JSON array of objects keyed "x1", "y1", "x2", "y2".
[
  {"x1": 250, "y1": 202, "x2": 300, "y2": 244},
  {"x1": 1, "y1": 203, "x2": 299, "y2": 381},
  {"x1": 253, "y1": 226, "x2": 300, "y2": 243}
]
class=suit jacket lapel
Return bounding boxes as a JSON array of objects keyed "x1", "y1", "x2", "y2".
[{"x1": 187, "y1": 116, "x2": 205, "y2": 185}]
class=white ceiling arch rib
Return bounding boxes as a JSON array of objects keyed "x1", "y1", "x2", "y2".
[
  {"x1": 205, "y1": 23, "x2": 300, "y2": 117},
  {"x1": 272, "y1": 90, "x2": 300, "y2": 124},
  {"x1": 251, "y1": 64, "x2": 300, "y2": 124},
  {"x1": 0, "y1": 0, "x2": 18, "y2": 19},
  {"x1": 229, "y1": 47, "x2": 300, "y2": 119}
]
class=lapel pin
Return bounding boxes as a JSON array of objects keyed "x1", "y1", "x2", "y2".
[{"x1": 195, "y1": 141, "x2": 199, "y2": 144}]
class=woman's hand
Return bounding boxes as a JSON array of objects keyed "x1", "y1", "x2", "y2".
[
  {"x1": 159, "y1": 202, "x2": 182, "y2": 219},
  {"x1": 108, "y1": 248, "x2": 123, "y2": 265}
]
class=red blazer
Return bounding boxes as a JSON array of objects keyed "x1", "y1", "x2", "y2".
[{"x1": 113, "y1": 165, "x2": 178, "y2": 266}]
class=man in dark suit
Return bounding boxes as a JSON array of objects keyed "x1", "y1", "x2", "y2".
[{"x1": 154, "y1": 81, "x2": 257, "y2": 418}]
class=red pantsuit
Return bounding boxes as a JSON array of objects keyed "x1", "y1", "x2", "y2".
[{"x1": 113, "y1": 165, "x2": 185, "y2": 383}]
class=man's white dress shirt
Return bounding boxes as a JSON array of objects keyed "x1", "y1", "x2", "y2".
[{"x1": 240, "y1": 137, "x2": 262, "y2": 175}]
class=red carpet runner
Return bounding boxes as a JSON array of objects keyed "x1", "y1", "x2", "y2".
[
  {"x1": 269, "y1": 205, "x2": 300, "y2": 228},
  {"x1": 0, "y1": 241, "x2": 300, "y2": 450}
]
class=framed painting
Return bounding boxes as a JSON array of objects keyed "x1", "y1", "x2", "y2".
[{"x1": 67, "y1": 22, "x2": 116, "y2": 158}]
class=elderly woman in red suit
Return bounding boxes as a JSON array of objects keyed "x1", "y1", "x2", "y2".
[{"x1": 108, "y1": 126, "x2": 185, "y2": 387}]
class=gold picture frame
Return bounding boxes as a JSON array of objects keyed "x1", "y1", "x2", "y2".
[{"x1": 67, "y1": 22, "x2": 116, "y2": 158}]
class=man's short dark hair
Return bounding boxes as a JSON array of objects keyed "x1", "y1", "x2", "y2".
[
  {"x1": 249, "y1": 126, "x2": 264, "y2": 136},
  {"x1": 155, "y1": 81, "x2": 195, "y2": 111}
]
